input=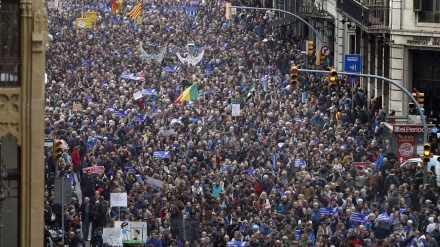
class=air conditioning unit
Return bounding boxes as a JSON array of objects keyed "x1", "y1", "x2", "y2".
[{"x1": 414, "y1": 0, "x2": 423, "y2": 11}]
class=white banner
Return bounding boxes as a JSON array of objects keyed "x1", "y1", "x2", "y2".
[
  {"x1": 115, "y1": 221, "x2": 148, "y2": 244},
  {"x1": 110, "y1": 193, "x2": 128, "y2": 207},
  {"x1": 176, "y1": 50, "x2": 205, "y2": 66}
]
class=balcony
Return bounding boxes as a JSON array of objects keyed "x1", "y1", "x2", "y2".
[{"x1": 336, "y1": 0, "x2": 389, "y2": 30}]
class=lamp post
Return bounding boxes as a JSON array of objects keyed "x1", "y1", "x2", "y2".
[{"x1": 0, "y1": 159, "x2": 9, "y2": 247}]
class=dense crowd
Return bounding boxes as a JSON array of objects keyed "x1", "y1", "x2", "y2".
[{"x1": 42, "y1": 0, "x2": 440, "y2": 246}]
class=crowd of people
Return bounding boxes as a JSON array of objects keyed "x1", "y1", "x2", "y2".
[{"x1": 42, "y1": 0, "x2": 440, "y2": 246}]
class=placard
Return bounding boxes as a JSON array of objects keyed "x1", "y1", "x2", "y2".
[
  {"x1": 103, "y1": 228, "x2": 123, "y2": 246},
  {"x1": 75, "y1": 18, "x2": 93, "y2": 29},
  {"x1": 73, "y1": 103, "x2": 82, "y2": 111},
  {"x1": 145, "y1": 177, "x2": 164, "y2": 187},
  {"x1": 110, "y1": 193, "x2": 128, "y2": 207},
  {"x1": 84, "y1": 12, "x2": 98, "y2": 22},
  {"x1": 133, "y1": 91, "x2": 143, "y2": 100},
  {"x1": 115, "y1": 221, "x2": 148, "y2": 244},
  {"x1": 231, "y1": 103, "x2": 241, "y2": 116}
]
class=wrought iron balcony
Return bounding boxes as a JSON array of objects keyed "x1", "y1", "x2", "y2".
[{"x1": 336, "y1": 0, "x2": 389, "y2": 30}]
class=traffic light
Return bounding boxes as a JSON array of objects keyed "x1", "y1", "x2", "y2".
[
  {"x1": 316, "y1": 51, "x2": 324, "y2": 66},
  {"x1": 53, "y1": 139, "x2": 63, "y2": 163},
  {"x1": 290, "y1": 65, "x2": 298, "y2": 87},
  {"x1": 306, "y1": 41, "x2": 314, "y2": 55},
  {"x1": 422, "y1": 142, "x2": 431, "y2": 164},
  {"x1": 417, "y1": 91, "x2": 425, "y2": 108},
  {"x1": 225, "y1": 2, "x2": 232, "y2": 20},
  {"x1": 328, "y1": 67, "x2": 338, "y2": 88},
  {"x1": 408, "y1": 102, "x2": 416, "y2": 115}
]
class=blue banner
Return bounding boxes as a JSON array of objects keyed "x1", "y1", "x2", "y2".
[
  {"x1": 142, "y1": 89, "x2": 157, "y2": 96},
  {"x1": 105, "y1": 105, "x2": 114, "y2": 110},
  {"x1": 133, "y1": 115, "x2": 145, "y2": 122},
  {"x1": 319, "y1": 207, "x2": 338, "y2": 216},
  {"x1": 82, "y1": 60, "x2": 95, "y2": 66},
  {"x1": 294, "y1": 159, "x2": 306, "y2": 167},
  {"x1": 295, "y1": 230, "x2": 301, "y2": 240},
  {"x1": 114, "y1": 110, "x2": 127, "y2": 117},
  {"x1": 376, "y1": 212, "x2": 389, "y2": 222},
  {"x1": 153, "y1": 151, "x2": 170, "y2": 159},
  {"x1": 244, "y1": 169, "x2": 255, "y2": 175},
  {"x1": 227, "y1": 241, "x2": 248, "y2": 247},
  {"x1": 164, "y1": 66, "x2": 179, "y2": 73},
  {"x1": 350, "y1": 212, "x2": 368, "y2": 223}
]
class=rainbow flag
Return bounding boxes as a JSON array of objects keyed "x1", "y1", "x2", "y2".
[
  {"x1": 128, "y1": 0, "x2": 142, "y2": 19},
  {"x1": 175, "y1": 83, "x2": 198, "y2": 104}
]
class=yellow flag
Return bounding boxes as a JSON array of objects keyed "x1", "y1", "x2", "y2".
[{"x1": 136, "y1": 16, "x2": 142, "y2": 25}]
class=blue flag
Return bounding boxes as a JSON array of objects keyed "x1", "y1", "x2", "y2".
[
  {"x1": 153, "y1": 151, "x2": 170, "y2": 159},
  {"x1": 133, "y1": 115, "x2": 145, "y2": 122},
  {"x1": 142, "y1": 89, "x2": 157, "y2": 96},
  {"x1": 294, "y1": 159, "x2": 306, "y2": 168},
  {"x1": 319, "y1": 207, "x2": 338, "y2": 216},
  {"x1": 376, "y1": 212, "x2": 389, "y2": 221},
  {"x1": 82, "y1": 60, "x2": 95, "y2": 66},
  {"x1": 113, "y1": 110, "x2": 127, "y2": 117},
  {"x1": 226, "y1": 241, "x2": 248, "y2": 247},
  {"x1": 164, "y1": 66, "x2": 179, "y2": 73},
  {"x1": 351, "y1": 212, "x2": 368, "y2": 223}
]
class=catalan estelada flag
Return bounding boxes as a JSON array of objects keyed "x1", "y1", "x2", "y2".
[
  {"x1": 111, "y1": 0, "x2": 119, "y2": 14},
  {"x1": 175, "y1": 83, "x2": 198, "y2": 104},
  {"x1": 128, "y1": 0, "x2": 142, "y2": 19}
]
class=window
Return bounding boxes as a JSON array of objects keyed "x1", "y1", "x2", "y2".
[{"x1": 0, "y1": 2, "x2": 21, "y2": 87}]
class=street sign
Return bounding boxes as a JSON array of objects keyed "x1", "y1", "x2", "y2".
[
  {"x1": 344, "y1": 54, "x2": 362, "y2": 73},
  {"x1": 54, "y1": 178, "x2": 72, "y2": 204},
  {"x1": 321, "y1": 45, "x2": 331, "y2": 56}
]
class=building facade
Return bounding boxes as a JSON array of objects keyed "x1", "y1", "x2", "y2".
[
  {"x1": 0, "y1": 0, "x2": 49, "y2": 245},
  {"x1": 289, "y1": 0, "x2": 440, "y2": 115}
]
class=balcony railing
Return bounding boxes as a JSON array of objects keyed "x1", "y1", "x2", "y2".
[
  {"x1": 419, "y1": 12, "x2": 440, "y2": 23},
  {"x1": 368, "y1": 5, "x2": 390, "y2": 29},
  {"x1": 336, "y1": 0, "x2": 390, "y2": 30}
]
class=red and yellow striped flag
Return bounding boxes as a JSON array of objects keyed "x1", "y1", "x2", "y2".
[
  {"x1": 128, "y1": 0, "x2": 142, "y2": 19},
  {"x1": 111, "y1": 0, "x2": 119, "y2": 14}
]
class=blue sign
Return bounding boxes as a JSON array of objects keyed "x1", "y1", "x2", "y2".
[
  {"x1": 105, "y1": 105, "x2": 114, "y2": 110},
  {"x1": 114, "y1": 110, "x2": 127, "y2": 117},
  {"x1": 350, "y1": 212, "x2": 368, "y2": 223},
  {"x1": 344, "y1": 54, "x2": 362, "y2": 73},
  {"x1": 133, "y1": 115, "x2": 145, "y2": 122},
  {"x1": 142, "y1": 89, "x2": 157, "y2": 96},
  {"x1": 295, "y1": 230, "x2": 301, "y2": 240},
  {"x1": 227, "y1": 241, "x2": 248, "y2": 247},
  {"x1": 376, "y1": 212, "x2": 390, "y2": 221},
  {"x1": 294, "y1": 159, "x2": 306, "y2": 167},
  {"x1": 153, "y1": 151, "x2": 170, "y2": 159},
  {"x1": 319, "y1": 207, "x2": 338, "y2": 216}
]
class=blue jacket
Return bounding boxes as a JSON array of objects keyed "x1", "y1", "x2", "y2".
[{"x1": 146, "y1": 237, "x2": 162, "y2": 247}]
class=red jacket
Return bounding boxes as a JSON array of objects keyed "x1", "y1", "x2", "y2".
[{"x1": 71, "y1": 150, "x2": 81, "y2": 169}]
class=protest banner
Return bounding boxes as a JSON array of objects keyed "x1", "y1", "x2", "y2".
[
  {"x1": 115, "y1": 221, "x2": 147, "y2": 244},
  {"x1": 350, "y1": 212, "x2": 368, "y2": 223},
  {"x1": 84, "y1": 12, "x2": 98, "y2": 22},
  {"x1": 153, "y1": 151, "x2": 170, "y2": 158},
  {"x1": 82, "y1": 166, "x2": 105, "y2": 174},
  {"x1": 145, "y1": 177, "x2": 164, "y2": 187},
  {"x1": 318, "y1": 207, "x2": 338, "y2": 216}
]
